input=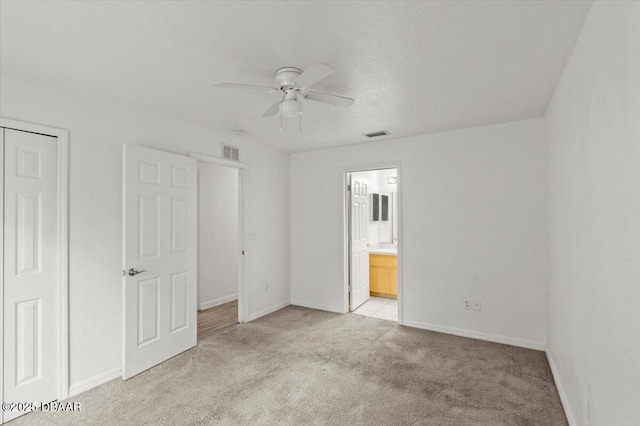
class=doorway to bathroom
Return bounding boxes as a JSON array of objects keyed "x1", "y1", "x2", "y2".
[{"x1": 345, "y1": 166, "x2": 401, "y2": 323}]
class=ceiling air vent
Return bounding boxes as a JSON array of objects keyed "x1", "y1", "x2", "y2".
[
  {"x1": 364, "y1": 130, "x2": 390, "y2": 138},
  {"x1": 222, "y1": 144, "x2": 240, "y2": 161}
]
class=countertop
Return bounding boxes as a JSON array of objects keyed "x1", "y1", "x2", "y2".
[{"x1": 369, "y1": 248, "x2": 398, "y2": 256}]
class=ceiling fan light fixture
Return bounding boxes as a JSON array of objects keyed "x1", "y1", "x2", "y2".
[
  {"x1": 215, "y1": 63, "x2": 355, "y2": 122},
  {"x1": 280, "y1": 98, "x2": 303, "y2": 118}
]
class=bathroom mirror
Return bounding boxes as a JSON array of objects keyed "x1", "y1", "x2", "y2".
[
  {"x1": 381, "y1": 195, "x2": 389, "y2": 221},
  {"x1": 371, "y1": 193, "x2": 379, "y2": 221},
  {"x1": 370, "y1": 192, "x2": 395, "y2": 243}
]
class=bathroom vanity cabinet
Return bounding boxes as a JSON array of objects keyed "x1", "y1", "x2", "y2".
[{"x1": 369, "y1": 253, "x2": 397, "y2": 299}]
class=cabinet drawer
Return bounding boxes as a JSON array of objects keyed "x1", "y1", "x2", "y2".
[{"x1": 369, "y1": 254, "x2": 397, "y2": 268}]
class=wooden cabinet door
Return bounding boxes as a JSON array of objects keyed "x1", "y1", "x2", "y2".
[
  {"x1": 388, "y1": 269, "x2": 397, "y2": 296},
  {"x1": 370, "y1": 266, "x2": 386, "y2": 294},
  {"x1": 368, "y1": 254, "x2": 397, "y2": 298}
]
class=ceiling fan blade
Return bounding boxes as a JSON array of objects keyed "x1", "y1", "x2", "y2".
[
  {"x1": 303, "y1": 92, "x2": 355, "y2": 107},
  {"x1": 262, "y1": 101, "x2": 281, "y2": 117},
  {"x1": 294, "y1": 63, "x2": 335, "y2": 89},
  {"x1": 214, "y1": 82, "x2": 276, "y2": 92}
]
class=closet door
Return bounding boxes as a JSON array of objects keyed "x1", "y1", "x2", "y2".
[{"x1": 2, "y1": 128, "x2": 58, "y2": 422}]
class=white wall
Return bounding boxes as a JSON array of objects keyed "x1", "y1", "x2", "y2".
[
  {"x1": 291, "y1": 118, "x2": 548, "y2": 348},
  {"x1": 198, "y1": 162, "x2": 239, "y2": 309},
  {"x1": 545, "y1": 2, "x2": 640, "y2": 425},
  {"x1": 0, "y1": 74, "x2": 290, "y2": 390},
  {"x1": 378, "y1": 168, "x2": 398, "y2": 194}
]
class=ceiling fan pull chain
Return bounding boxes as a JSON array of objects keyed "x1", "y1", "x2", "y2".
[
  {"x1": 280, "y1": 107, "x2": 283, "y2": 132},
  {"x1": 299, "y1": 113, "x2": 302, "y2": 136}
]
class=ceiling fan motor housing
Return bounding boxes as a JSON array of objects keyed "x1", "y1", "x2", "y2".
[{"x1": 275, "y1": 67, "x2": 303, "y2": 90}]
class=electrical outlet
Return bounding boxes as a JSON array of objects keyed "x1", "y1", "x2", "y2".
[
  {"x1": 473, "y1": 300, "x2": 481, "y2": 311},
  {"x1": 464, "y1": 299, "x2": 472, "y2": 310},
  {"x1": 249, "y1": 232, "x2": 257, "y2": 240}
]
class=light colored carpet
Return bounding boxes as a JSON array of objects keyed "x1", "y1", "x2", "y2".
[{"x1": 11, "y1": 306, "x2": 567, "y2": 425}]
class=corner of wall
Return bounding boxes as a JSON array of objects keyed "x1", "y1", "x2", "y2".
[{"x1": 545, "y1": 350, "x2": 576, "y2": 426}]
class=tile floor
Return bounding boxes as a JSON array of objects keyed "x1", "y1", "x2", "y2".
[{"x1": 352, "y1": 296, "x2": 397, "y2": 321}]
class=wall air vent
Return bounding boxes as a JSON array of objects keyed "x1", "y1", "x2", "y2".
[
  {"x1": 364, "y1": 130, "x2": 390, "y2": 138},
  {"x1": 222, "y1": 144, "x2": 240, "y2": 161}
]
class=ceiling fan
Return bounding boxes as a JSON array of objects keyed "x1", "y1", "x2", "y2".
[{"x1": 214, "y1": 63, "x2": 355, "y2": 121}]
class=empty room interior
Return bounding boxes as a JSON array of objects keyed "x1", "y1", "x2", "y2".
[{"x1": 0, "y1": 1, "x2": 638, "y2": 425}]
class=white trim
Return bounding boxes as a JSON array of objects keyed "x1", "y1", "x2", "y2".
[
  {"x1": 0, "y1": 128, "x2": 4, "y2": 425},
  {"x1": 188, "y1": 151, "x2": 248, "y2": 169},
  {"x1": 121, "y1": 145, "x2": 127, "y2": 382},
  {"x1": 342, "y1": 162, "x2": 403, "y2": 325},
  {"x1": 68, "y1": 368, "x2": 121, "y2": 398},
  {"x1": 239, "y1": 168, "x2": 249, "y2": 323},
  {"x1": 546, "y1": 349, "x2": 575, "y2": 426},
  {"x1": 189, "y1": 151, "x2": 250, "y2": 324},
  {"x1": 342, "y1": 173, "x2": 349, "y2": 314},
  {"x1": 248, "y1": 300, "x2": 290, "y2": 321},
  {"x1": 198, "y1": 294, "x2": 238, "y2": 311},
  {"x1": 57, "y1": 130, "x2": 70, "y2": 401},
  {"x1": 290, "y1": 300, "x2": 345, "y2": 315},
  {"x1": 402, "y1": 319, "x2": 546, "y2": 351},
  {"x1": 0, "y1": 118, "x2": 70, "y2": 406}
]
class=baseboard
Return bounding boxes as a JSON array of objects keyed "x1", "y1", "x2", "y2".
[
  {"x1": 546, "y1": 349, "x2": 576, "y2": 426},
  {"x1": 199, "y1": 294, "x2": 238, "y2": 311},
  {"x1": 369, "y1": 291, "x2": 397, "y2": 299},
  {"x1": 290, "y1": 300, "x2": 346, "y2": 314},
  {"x1": 402, "y1": 319, "x2": 546, "y2": 351},
  {"x1": 68, "y1": 367, "x2": 121, "y2": 398},
  {"x1": 248, "y1": 300, "x2": 290, "y2": 321}
]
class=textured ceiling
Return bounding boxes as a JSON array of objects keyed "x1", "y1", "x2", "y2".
[{"x1": 0, "y1": 1, "x2": 592, "y2": 153}]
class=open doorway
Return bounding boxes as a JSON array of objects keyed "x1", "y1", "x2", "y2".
[
  {"x1": 346, "y1": 167, "x2": 400, "y2": 323},
  {"x1": 122, "y1": 147, "x2": 248, "y2": 379},
  {"x1": 196, "y1": 159, "x2": 242, "y2": 340}
]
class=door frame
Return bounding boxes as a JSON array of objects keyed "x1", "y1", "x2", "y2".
[
  {"x1": 343, "y1": 162, "x2": 403, "y2": 325},
  {"x1": 0, "y1": 117, "x2": 70, "y2": 417},
  {"x1": 187, "y1": 152, "x2": 249, "y2": 324}
]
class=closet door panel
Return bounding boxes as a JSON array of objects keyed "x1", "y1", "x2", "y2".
[{"x1": 2, "y1": 128, "x2": 58, "y2": 422}]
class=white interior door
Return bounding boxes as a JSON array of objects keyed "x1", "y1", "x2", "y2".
[
  {"x1": 2, "y1": 128, "x2": 58, "y2": 423},
  {"x1": 123, "y1": 145, "x2": 197, "y2": 380},
  {"x1": 349, "y1": 177, "x2": 370, "y2": 311}
]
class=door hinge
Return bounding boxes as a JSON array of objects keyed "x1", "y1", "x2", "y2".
[{"x1": 347, "y1": 184, "x2": 351, "y2": 191}]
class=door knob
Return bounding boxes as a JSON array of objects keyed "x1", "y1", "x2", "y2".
[{"x1": 127, "y1": 268, "x2": 147, "y2": 277}]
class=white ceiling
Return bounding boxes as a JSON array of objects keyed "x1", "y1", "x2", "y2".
[{"x1": 0, "y1": 1, "x2": 592, "y2": 153}]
